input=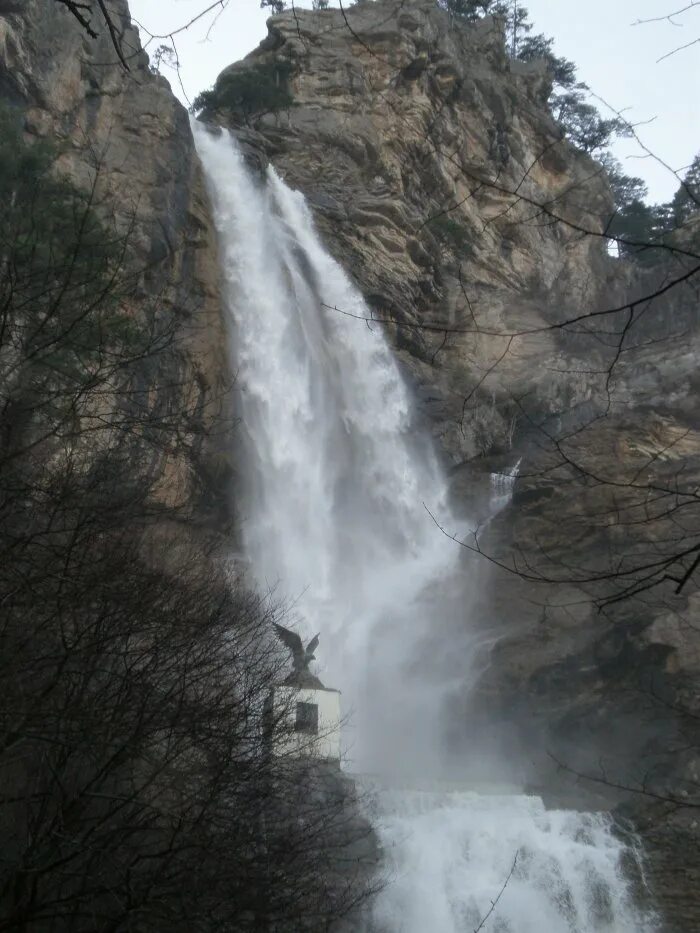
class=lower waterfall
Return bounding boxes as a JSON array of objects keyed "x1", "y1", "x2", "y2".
[
  {"x1": 192, "y1": 121, "x2": 657, "y2": 932},
  {"x1": 366, "y1": 787, "x2": 651, "y2": 932}
]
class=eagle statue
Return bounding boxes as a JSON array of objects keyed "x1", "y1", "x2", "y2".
[{"x1": 273, "y1": 623, "x2": 320, "y2": 674}]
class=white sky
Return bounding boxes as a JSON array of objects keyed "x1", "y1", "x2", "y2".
[{"x1": 128, "y1": 0, "x2": 700, "y2": 202}]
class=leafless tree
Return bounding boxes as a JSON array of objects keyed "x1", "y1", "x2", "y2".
[
  {"x1": 0, "y1": 101, "x2": 378, "y2": 931},
  {"x1": 633, "y1": 1, "x2": 700, "y2": 62}
]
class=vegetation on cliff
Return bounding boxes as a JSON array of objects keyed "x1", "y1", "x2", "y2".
[
  {"x1": 251, "y1": 0, "x2": 700, "y2": 267},
  {"x1": 444, "y1": 0, "x2": 700, "y2": 260},
  {"x1": 192, "y1": 61, "x2": 294, "y2": 124},
  {"x1": 603, "y1": 152, "x2": 700, "y2": 262}
]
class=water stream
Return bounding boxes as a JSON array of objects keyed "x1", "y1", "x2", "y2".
[{"x1": 193, "y1": 121, "x2": 657, "y2": 932}]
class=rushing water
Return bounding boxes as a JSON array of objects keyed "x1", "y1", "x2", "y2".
[
  {"x1": 193, "y1": 121, "x2": 657, "y2": 932},
  {"x1": 367, "y1": 788, "x2": 651, "y2": 933},
  {"x1": 490, "y1": 459, "x2": 522, "y2": 515}
]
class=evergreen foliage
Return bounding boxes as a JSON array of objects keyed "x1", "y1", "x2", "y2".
[
  {"x1": 516, "y1": 33, "x2": 576, "y2": 86},
  {"x1": 428, "y1": 214, "x2": 473, "y2": 255},
  {"x1": 440, "y1": 0, "x2": 628, "y2": 155},
  {"x1": 670, "y1": 154, "x2": 700, "y2": 227},
  {"x1": 598, "y1": 152, "x2": 659, "y2": 261},
  {"x1": 599, "y1": 152, "x2": 700, "y2": 264},
  {"x1": 436, "y1": 0, "x2": 699, "y2": 261},
  {"x1": 192, "y1": 62, "x2": 294, "y2": 124},
  {"x1": 598, "y1": 152, "x2": 648, "y2": 207},
  {"x1": 550, "y1": 92, "x2": 628, "y2": 154},
  {"x1": 514, "y1": 32, "x2": 628, "y2": 154},
  {"x1": 438, "y1": 0, "x2": 502, "y2": 22},
  {"x1": 149, "y1": 43, "x2": 177, "y2": 75}
]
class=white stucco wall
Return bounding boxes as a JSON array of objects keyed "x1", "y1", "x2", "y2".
[{"x1": 271, "y1": 686, "x2": 341, "y2": 761}]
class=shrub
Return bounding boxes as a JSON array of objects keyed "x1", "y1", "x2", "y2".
[
  {"x1": 192, "y1": 62, "x2": 294, "y2": 123},
  {"x1": 428, "y1": 213, "x2": 473, "y2": 256}
]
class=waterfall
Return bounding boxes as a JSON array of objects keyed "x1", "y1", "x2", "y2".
[
  {"x1": 193, "y1": 122, "x2": 657, "y2": 932},
  {"x1": 490, "y1": 458, "x2": 522, "y2": 515},
  {"x1": 367, "y1": 789, "x2": 652, "y2": 933}
]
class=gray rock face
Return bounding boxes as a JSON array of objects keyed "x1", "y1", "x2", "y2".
[
  {"x1": 0, "y1": 0, "x2": 231, "y2": 524},
  {"x1": 214, "y1": 1, "x2": 700, "y2": 924}
]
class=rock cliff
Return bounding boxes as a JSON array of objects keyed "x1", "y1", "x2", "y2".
[
  {"x1": 0, "y1": 0, "x2": 231, "y2": 526},
  {"x1": 212, "y1": 1, "x2": 700, "y2": 925}
]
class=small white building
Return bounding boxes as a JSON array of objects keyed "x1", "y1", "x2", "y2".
[{"x1": 266, "y1": 669, "x2": 341, "y2": 764}]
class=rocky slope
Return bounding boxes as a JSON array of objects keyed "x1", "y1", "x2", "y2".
[
  {"x1": 0, "y1": 0, "x2": 231, "y2": 525},
  {"x1": 211, "y1": 1, "x2": 700, "y2": 925}
]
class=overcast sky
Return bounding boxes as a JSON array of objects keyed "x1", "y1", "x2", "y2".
[{"x1": 128, "y1": 0, "x2": 700, "y2": 202}]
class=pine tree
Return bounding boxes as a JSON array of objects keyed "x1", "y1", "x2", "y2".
[
  {"x1": 517, "y1": 33, "x2": 576, "y2": 88},
  {"x1": 670, "y1": 154, "x2": 700, "y2": 226},
  {"x1": 438, "y1": 0, "x2": 492, "y2": 21},
  {"x1": 550, "y1": 89, "x2": 628, "y2": 154},
  {"x1": 439, "y1": 0, "x2": 627, "y2": 154},
  {"x1": 492, "y1": 1, "x2": 531, "y2": 56}
]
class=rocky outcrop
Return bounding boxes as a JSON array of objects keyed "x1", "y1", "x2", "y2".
[
  {"x1": 212, "y1": 0, "x2": 624, "y2": 463},
  {"x1": 214, "y1": 1, "x2": 700, "y2": 925},
  {"x1": 0, "y1": 0, "x2": 231, "y2": 526}
]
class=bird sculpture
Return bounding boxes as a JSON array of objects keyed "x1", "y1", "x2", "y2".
[{"x1": 274, "y1": 623, "x2": 320, "y2": 674}]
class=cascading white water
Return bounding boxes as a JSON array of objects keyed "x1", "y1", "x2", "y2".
[
  {"x1": 490, "y1": 458, "x2": 522, "y2": 515},
  {"x1": 193, "y1": 122, "x2": 657, "y2": 932},
  {"x1": 368, "y1": 789, "x2": 652, "y2": 933},
  {"x1": 192, "y1": 122, "x2": 468, "y2": 774}
]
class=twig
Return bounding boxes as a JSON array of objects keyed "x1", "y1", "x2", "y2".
[{"x1": 473, "y1": 853, "x2": 518, "y2": 932}]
